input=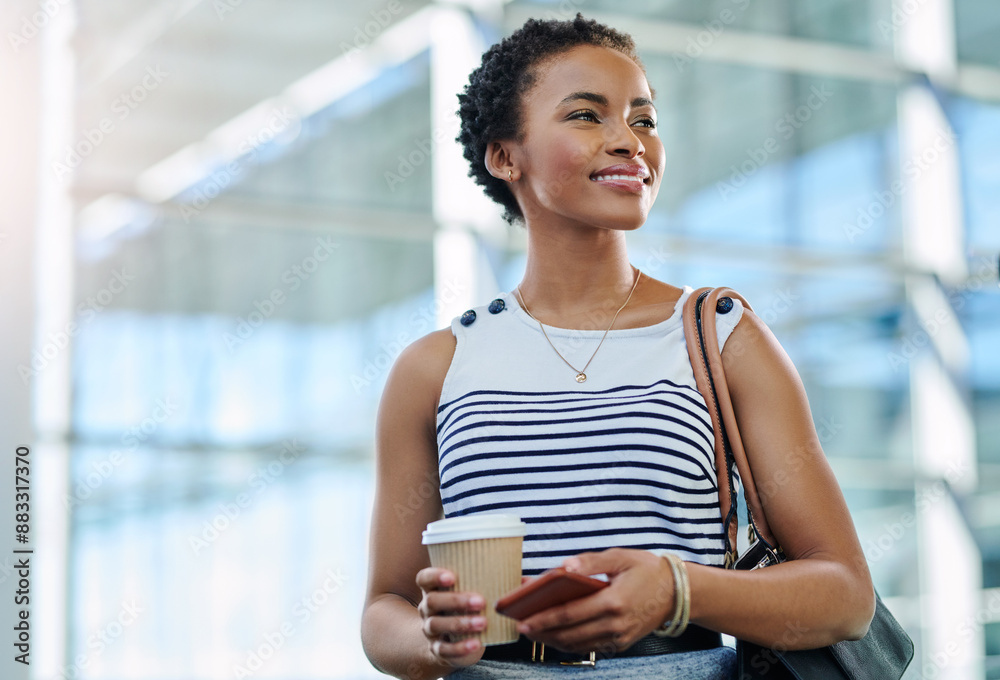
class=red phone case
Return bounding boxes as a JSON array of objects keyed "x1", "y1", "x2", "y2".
[{"x1": 495, "y1": 567, "x2": 608, "y2": 620}]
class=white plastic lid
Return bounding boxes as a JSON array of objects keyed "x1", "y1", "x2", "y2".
[{"x1": 422, "y1": 514, "x2": 527, "y2": 545}]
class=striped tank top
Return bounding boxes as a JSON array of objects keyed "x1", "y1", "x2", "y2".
[{"x1": 436, "y1": 284, "x2": 744, "y2": 576}]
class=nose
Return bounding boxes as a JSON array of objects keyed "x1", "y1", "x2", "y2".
[{"x1": 605, "y1": 119, "x2": 644, "y2": 158}]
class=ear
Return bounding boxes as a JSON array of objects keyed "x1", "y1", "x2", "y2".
[{"x1": 484, "y1": 140, "x2": 516, "y2": 182}]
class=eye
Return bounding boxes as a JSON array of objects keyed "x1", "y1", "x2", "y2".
[{"x1": 569, "y1": 110, "x2": 656, "y2": 129}]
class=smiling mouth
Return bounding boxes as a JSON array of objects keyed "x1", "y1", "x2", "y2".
[{"x1": 589, "y1": 174, "x2": 650, "y2": 184}]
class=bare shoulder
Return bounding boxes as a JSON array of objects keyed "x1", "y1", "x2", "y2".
[
  {"x1": 721, "y1": 306, "x2": 805, "y2": 416},
  {"x1": 386, "y1": 326, "x2": 457, "y2": 429},
  {"x1": 635, "y1": 276, "x2": 685, "y2": 307},
  {"x1": 626, "y1": 276, "x2": 686, "y2": 326}
]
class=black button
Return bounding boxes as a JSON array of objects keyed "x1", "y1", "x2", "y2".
[
  {"x1": 488, "y1": 298, "x2": 506, "y2": 314},
  {"x1": 716, "y1": 297, "x2": 734, "y2": 314},
  {"x1": 460, "y1": 310, "x2": 477, "y2": 326}
]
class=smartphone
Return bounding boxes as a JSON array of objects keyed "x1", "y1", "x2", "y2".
[{"x1": 495, "y1": 567, "x2": 608, "y2": 620}]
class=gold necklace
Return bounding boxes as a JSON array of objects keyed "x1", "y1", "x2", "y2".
[{"x1": 515, "y1": 266, "x2": 641, "y2": 383}]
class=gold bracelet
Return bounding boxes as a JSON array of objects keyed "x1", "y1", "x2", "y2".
[
  {"x1": 654, "y1": 554, "x2": 682, "y2": 636},
  {"x1": 675, "y1": 556, "x2": 691, "y2": 636},
  {"x1": 653, "y1": 554, "x2": 687, "y2": 637}
]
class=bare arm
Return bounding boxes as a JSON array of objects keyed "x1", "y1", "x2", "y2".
[
  {"x1": 684, "y1": 306, "x2": 875, "y2": 647},
  {"x1": 360, "y1": 329, "x2": 488, "y2": 680}
]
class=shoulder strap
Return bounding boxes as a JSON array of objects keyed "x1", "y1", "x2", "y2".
[{"x1": 682, "y1": 287, "x2": 779, "y2": 562}]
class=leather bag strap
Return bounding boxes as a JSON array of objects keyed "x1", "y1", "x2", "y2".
[{"x1": 682, "y1": 287, "x2": 779, "y2": 558}]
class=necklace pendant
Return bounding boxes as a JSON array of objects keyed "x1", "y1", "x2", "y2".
[{"x1": 575, "y1": 373, "x2": 587, "y2": 383}]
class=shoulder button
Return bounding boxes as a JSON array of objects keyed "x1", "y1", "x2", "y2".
[
  {"x1": 460, "y1": 309, "x2": 477, "y2": 326},
  {"x1": 716, "y1": 297, "x2": 734, "y2": 314},
  {"x1": 488, "y1": 298, "x2": 506, "y2": 314}
]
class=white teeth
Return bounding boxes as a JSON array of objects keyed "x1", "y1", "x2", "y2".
[{"x1": 592, "y1": 174, "x2": 645, "y2": 182}]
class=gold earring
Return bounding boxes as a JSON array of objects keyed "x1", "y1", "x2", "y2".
[{"x1": 508, "y1": 169, "x2": 513, "y2": 182}]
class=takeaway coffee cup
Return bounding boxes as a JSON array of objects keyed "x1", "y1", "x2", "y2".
[{"x1": 422, "y1": 514, "x2": 527, "y2": 645}]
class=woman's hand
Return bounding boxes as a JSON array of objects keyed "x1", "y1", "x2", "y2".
[
  {"x1": 415, "y1": 567, "x2": 487, "y2": 668},
  {"x1": 414, "y1": 570, "x2": 534, "y2": 668},
  {"x1": 514, "y1": 548, "x2": 676, "y2": 655}
]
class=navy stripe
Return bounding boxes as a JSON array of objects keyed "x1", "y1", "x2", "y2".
[
  {"x1": 440, "y1": 442, "x2": 715, "y2": 483},
  {"x1": 449, "y1": 493, "x2": 720, "y2": 517},
  {"x1": 441, "y1": 476, "x2": 716, "y2": 505},
  {"x1": 525, "y1": 525, "x2": 724, "y2": 543},
  {"x1": 438, "y1": 390, "x2": 711, "y2": 440},
  {"x1": 439, "y1": 401, "x2": 713, "y2": 452},
  {"x1": 440, "y1": 430, "x2": 714, "y2": 475},
  {"x1": 439, "y1": 459, "x2": 711, "y2": 491},
  {"x1": 524, "y1": 542, "x2": 726, "y2": 560},
  {"x1": 439, "y1": 426, "x2": 711, "y2": 466},
  {"x1": 437, "y1": 378, "x2": 707, "y2": 426},
  {"x1": 521, "y1": 508, "x2": 720, "y2": 526}
]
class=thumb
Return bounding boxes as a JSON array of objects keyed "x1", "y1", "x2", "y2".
[{"x1": 562, "y1": 549, "x2": 625, "y2": 577}]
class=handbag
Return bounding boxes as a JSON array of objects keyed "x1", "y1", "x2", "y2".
[{"x1": 681, "y1": 286, "x2": 915, "y2": 680}]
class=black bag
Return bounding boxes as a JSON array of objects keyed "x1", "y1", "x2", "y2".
[{"x1": 682, "y1": 287, "x2": 914, "y2": 680}]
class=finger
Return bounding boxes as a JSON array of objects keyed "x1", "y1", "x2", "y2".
[
  {"x1": 432, "y1": 637, "x2": 483, "y2": 662},
  {"x1": 422, "y1": 591, "x2": 486, "y2": 617},
  {"x1": 562, "y1": 548, "x2": 628, "y2": 577},
  {"x1": 422, "y1": 613, "x2": 488, "y2": 639},
  {"x1": 416, "y1": 567, "x2": 457, "y2": 591}
]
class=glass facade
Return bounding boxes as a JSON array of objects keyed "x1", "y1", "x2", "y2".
[{"x1": 49, "y1": 1, "x2": 1000, "y2": 678}]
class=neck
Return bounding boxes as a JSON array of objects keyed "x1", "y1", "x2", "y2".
[{"x1": 514, "y1": 226, "x2": 639, "y2": 324}]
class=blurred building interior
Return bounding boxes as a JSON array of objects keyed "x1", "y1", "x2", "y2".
[{"x1": 2, "y1": 0, "x2": 1000, "y2": 677}]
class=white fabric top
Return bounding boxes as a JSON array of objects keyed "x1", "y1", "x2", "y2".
[{"x1": 435, "y1": 285, "x2": 744, "y2": 575}]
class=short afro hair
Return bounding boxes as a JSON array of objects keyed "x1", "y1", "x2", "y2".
[{"x1": 455, "y1": 13, "x2": 648, "y2": 226}]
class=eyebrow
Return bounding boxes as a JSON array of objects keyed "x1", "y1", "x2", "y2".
[{"x1": 558, "y1": 91, "x2": 657, "y2": 113}]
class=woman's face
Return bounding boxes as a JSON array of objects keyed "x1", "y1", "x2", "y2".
[{"x1": 501, "y1": 44, "x2": 665, "y2": 231}]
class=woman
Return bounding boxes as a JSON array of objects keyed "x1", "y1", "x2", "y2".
[{"x1": 361, "y1": 13, "x2": 874, "y2": 680}]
